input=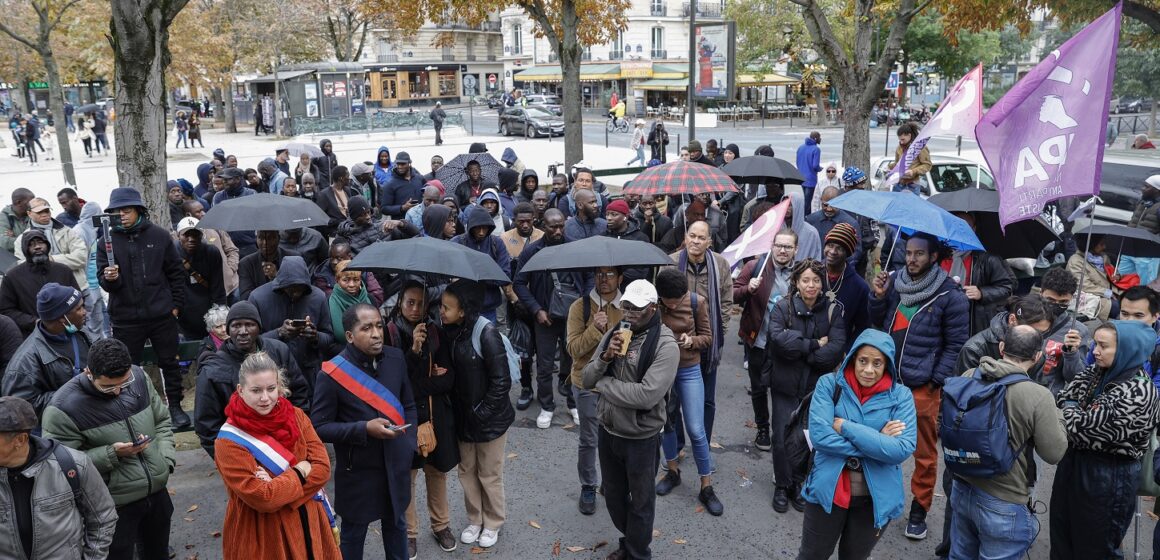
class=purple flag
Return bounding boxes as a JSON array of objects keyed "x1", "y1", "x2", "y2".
[
  {"x1": 885, "y1": 65, "x2": 983, "y2": 190},
  {"x1": 976, "y1": 4, "x2": 1121, "y2": 229}
]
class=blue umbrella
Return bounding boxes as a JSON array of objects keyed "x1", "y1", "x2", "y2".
[{"x1": 827, "y1": 190, "x2": 984, "y2": 251}]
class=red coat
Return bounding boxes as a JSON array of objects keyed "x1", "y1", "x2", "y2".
[{"x1": 215, "y1": 407, "x2": 340, "y2": 560}]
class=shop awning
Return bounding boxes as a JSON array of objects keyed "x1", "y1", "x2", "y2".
[
  {"x1": 652, "y1": 64, "x2": 689, "y2": 79},
  {"x1": 514, "y1": 63, "x2": 622, "y2": 82},
  {"x1": 248, "y1": 69, "x2": 316, "y2": 83},
  {"x1": 737, "y1": 72, "x2": 800, "y2": 87},
  {"x1": 635, "y1": 78, "x2": 688, "y2": 91}
]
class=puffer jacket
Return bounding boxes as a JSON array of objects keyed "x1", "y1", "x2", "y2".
[
  {"x1": 42, "y1": 367, "x2": 176, "y2": 507},
  {"x1": 0, "y1": 436, "x2": 119, "y2": 560},
  {"x1": 380, "y1": 165, "x2": 427, "y2": 219},
  {"x1": 444, "y1": 318, "x2": 514, "y2": 443},
  {"x1": 952, "y1": 251, "x2": 1015, "y2": 336},
  {"x1": 248, "y1": 256, "x2": 337, "y2": 378},
  {"x1": 193, "y1": 337, "x2": 309, "y2": 457},
  {"x1": 955, "y1": 310, "x2": 1091, "y2": 395},
  {"x1": 801, "y1": 330, "x2": 917, "y2": 529},
  {"x1": 765, "y1": 294, "x2": 848, "y2": 398},
  {"x1": 1129, "y1": 197, "x2": 1160, "y2": 235},
  {"x1": 336, "y1": 215, "x2": 419, "y2": 255},
  {"x1": 311, "y1": 139, "x2": 338, "y2": 190},
  {"x1": 96, "y1": 216, "x2": 185, "y2": 324},
  {"x1": 2, "y1": 325, "x2": 92, "y2": 417},
  {"x1": 869, "y1": 275, "x2": 970, "y2": 387}
]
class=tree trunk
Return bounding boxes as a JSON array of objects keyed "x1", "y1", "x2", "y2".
[
  {"x1": 16, "y1": 78, "x2": 31, "y2": 113},
  {"x1": 111, "y1": 0, "x2": 188, "y2": 221},
  {"x1": 812, "y1": 85, "x2": 827, "y2": 125},
  {"x1": 224, "y1": 83, "x2": 237, "y2": 133},
  {"x1": 839, "y1": 103, "x2": 873, "y2": 175},
  {"x1": 211, "y1": 87, "x2": 224, "y2": 125},
  {"x1": 556, "y1": 0, "x2": 583, "y2": 170},
  {"x1": 41, "y1": 52, "x2": 76, "y2": 186}
]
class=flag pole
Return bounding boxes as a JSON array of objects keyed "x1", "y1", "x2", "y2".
[{"x1": 1069, "y1": 197, "x2": 1099, "y2": 332}]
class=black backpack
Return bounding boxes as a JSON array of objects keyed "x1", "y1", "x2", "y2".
[
  {"x1": 51, "y1": 441, "x2": 85, "y2": 512},
  {"x1": 784, "y1": 378, "x2": 843, "y2": 487}
]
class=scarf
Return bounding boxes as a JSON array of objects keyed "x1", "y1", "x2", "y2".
[
  {"x1": 678, "y1": 249, "x2": 723, "y2": 365},
  {"x1": 895, "y1": 265, "x2": 948, "y2": 307},
  {"x1": 949, "y1": 251, "x2": 969, "y2": 283},
  {"x1": 210, "y1": 332, "x2": 226, "y2": 351},
  {"x1": 1086, "y1": 252, "x2": 1105, "y2": 269},
  {"x1": 833, "y1": 365, "x2": 894, "y2": 508},
  {"x1": 223, "y1": 392, "x2": 300, "y2": 453},
  {"x1": 329, "y1": 285, "x2": 372, "y2": 337}
]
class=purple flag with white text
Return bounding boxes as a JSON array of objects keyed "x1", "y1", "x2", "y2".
[
  {"x1": 975, "y1": 3, "x2": 1121, "y2": 229},
  {"x1": 885, "y1": 65, "x2": 983, "y2": 190}
]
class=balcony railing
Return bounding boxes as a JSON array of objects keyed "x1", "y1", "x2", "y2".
[
  {"x1": 581, "y1": 52, "x2": 593, "y2": 61},
  {"x1": 650, "y1": 4, "x2": 667, "y2": 15},
  {"x1": 609, "y1": 50, "x2": 624, "y2": 60},
  {"x1": 481, "y1": 21, "x2": 501, "y2": 32},
  {"x1": 487, "y1": 54, "x2": 497, "y2": 61},
  {"x1": 377, "y1": 54, "x2": 399, "y2": 63},
  {"x1": 441, "y1": 54, "x2": 455, "y2": 61},
  {"x1": 651, "y1": 49, "x2": 667, "y2": 59},
  {"x1": 466, "y1": 54, "x2": 477, "y2": 61},
  {"x1": 682, "y1": 1, "x2": 723, "y2": 17}
]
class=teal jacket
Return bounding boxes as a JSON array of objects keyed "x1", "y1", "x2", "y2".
[{"x1": 801, "y1": 329, "x2": 917, "y2": 528}]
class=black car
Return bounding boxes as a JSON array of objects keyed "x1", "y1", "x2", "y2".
[
  {"x1": 523, "y1": 94, "x2": 563, "y2": 116},
  {"x1": 486, "y1": 94, "x2": 504, "y2": 109},
  {"x1": 499, "y1": 106, "x2": 564, "y2": 138}
]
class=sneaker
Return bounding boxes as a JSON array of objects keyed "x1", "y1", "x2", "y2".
[
  {"x1": 698, "y1": 486, "x2": 724, "y2": 516},
  {"x1": 579, "y1": 485, "x2": 598, "y2": 515},
  {"x1": 478, "y1": 528, "x2": 499, "y2": 548},
  {"x1": 743, "y1": 360, "x2": 748, "y2": 370},
  {"x1": 904, "y1": 500, "x2": 928, "y2": 540},
  {"x1": 754, "y1": 427, "x2": 771, "y2": 451},
  {"x1": 432, "y1": 527, "x2": 457, "y2": 552},
  {"x1": 460, "y1": 524, "x2": 481, "y2": 544},
  {"x1": 772, "y1": 486, "x2": 789, "y2": 513},
  {"x1": 536, "y1": 409, "x2": 553, "y2": 429},
  {"x1": 655, "y1": 468, "x2": 680, "y2": 496},
  {"x1": 570, "y1": 407, "x2": 580, "y2": 426},
  {"x1": 408, "y1": 537, "x2": 418, "y2": 560},
  {"x1": 516, "y1": 388, "x2": 534, "y2": 411}
]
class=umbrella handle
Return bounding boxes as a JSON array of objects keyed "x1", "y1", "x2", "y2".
[
  {"x1": 883, "y1": 226, "x2": 902, "y2": 274},
  {"x1": 1068, "y1": 198, "x2": 1099, "y2": 333}
]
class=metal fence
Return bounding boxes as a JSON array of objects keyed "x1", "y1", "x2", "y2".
[
  {"x1": 287, "y1": 110, "x2": 465, "y2": 136},
  {"x1": 1111, "y1": 113, "x2": 1158, "y2": 136}
]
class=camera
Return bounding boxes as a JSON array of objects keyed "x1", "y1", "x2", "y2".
[{"x1": 91, "y1": 213, "x2": 122, "y2": 228}]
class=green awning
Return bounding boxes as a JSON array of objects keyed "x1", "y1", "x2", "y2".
[
  {"x1": 635, "y1": 78, "x2": 688, "y2": 91},
  {"x1": 652, "y1": 64, "x2": 689, "y2": 79},
  {"x1": 514, "y1": 63, "x2": 621, "y2": 82}
]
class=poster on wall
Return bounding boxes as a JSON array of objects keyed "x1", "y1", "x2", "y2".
[
  {"x1": 334, "y1": 80, "x2": 348, "y2": 98},
  {"x1": 693, "y1": 23, "x2": 736, "y2": 99},
  {"x1": 322, "y1": 81, "x2": 334, "y2": 97},
  {"x1": 463, "y1": 74, "x2": 479, "y2": 96},
  {"x1": 306, "y1": 100, "x2": 319, "y2": 117},
  {"x1": 304, "y1": 82, "x2": 318, "y2": 100},
  {"x1": 350, "y1": 78, "x2": 364, "y2": 115}
]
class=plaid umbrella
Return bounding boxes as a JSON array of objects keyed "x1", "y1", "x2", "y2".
[
  {"x1": 435, "y1": 153, "x2": 503, "y2": 194},
  {"x1": 622, "y1": 160, "x2": 739, "y2": 197}
]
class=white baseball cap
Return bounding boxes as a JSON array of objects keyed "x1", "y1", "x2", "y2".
[
  {"x1": 176, "y1": 217, "x2": 201, "y2": 234},
  {"x1": 1145, "y1": 175, "x2": 1160, "y2": 191},
  {"x1": 621, "y1": 280, "x2": 658, "y2": 307}
]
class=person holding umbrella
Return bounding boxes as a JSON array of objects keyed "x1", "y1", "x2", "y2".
[
  {"x1": 454, "y1": 161, "x2": 497, "y2": 209},
  {"x1": 868, "y1": 232, "x2": 969, "y2": 541},
  {"x1": 1065, "y1": 234, "x2": 1115, "y2": 322},
  {"x1": 944, "y1": 212, "x2": 1016, "y2": 336}
]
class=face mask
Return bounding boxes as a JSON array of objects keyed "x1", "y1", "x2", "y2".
[
  {"x1": 1052, "y1": 302, "x2": 1071, "y2": 319},
  {"x1": 63, "y1": 317, "x2": 79, "y2": 334}
]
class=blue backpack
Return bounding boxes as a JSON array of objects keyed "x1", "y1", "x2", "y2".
[
  {"x1": 939, "y1": 369, "x2": 1031, "y2": 478},
  {"x1": 471, "y1": 316, "x2": 521, "y2": 383}
]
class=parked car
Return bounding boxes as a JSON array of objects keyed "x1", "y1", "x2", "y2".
[
  {"x1": 485, "y1": 94, "x2": 504, "y2": 109},
  {"x1": 499, "y1": 106, "x2": 564, "y2": 138},
  {"x1": 1112, "y1": 97, "x2": 1142, "y2": 114},
  {"x1": 524, "y1": 94, "x2": 563, "y2": 116},
  {"x1": 869, "y1": 154, "x2": 996, "y2": 195},
  {"x1": 175, "y1": 99, "x2": 213, "y2": 117},
  {"x1": 1128, "y1": 98, "x2": 1154, "y2": 114}
]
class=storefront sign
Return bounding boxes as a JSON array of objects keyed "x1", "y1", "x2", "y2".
[{"x1": 620, "y1": 61, "x2": 654, "y2": 79}]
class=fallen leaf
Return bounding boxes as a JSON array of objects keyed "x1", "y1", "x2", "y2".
[
  {"x1": 674, "y1": 539, "x2": 687, "y2": 545},
  {"x1": 469, "y1": 546, "x2": 492, "y2": 554},
  {"x1": 183, "y1": 517, "x2": 194, "y2": 522},
  {"x1": 185, "y1": 544, "x2": 195, "y2": 549},
  {"x1": 736, "y1": 468, "x2": 749, "y2": 479},
  {"x1": 529, "y1": 520, "x2": 542, "y2": 529},
  {"x1": 652, "y1": 529, "x2": 662, "y2": 538},
  {"x1": 168, "y1": 489, "x2": 177, "y2": 496},
  {"x1": 506, "y1": 453, "x2": 518, "y2": 459},
  {"x1": 710, "y1": 442, "x2": 723, "y2": 449},
  {"x1": 593, "y1": 540, "x2": 608, "y2": 551},
  {"x1": 211, "y1": 531, "x2": 221, "y2": 538},
  {"x1": 565, "y1": 546, "x2": 587, "y2": 553},
  {"x1": 744, "y1": 419, "x2": 757, "y2": 429},
  {"x1": 694, "y1": 505, "x2": 704, "y2": 513},
  {"x1": 1149, "y1": 511, "x2": 1160, "y2": 521},
  {"x1": 186, "y1": 504, "x2": 199, "y2": 513},
  {"x1": 552, "y1": 539, "x2": 561, "y2": 557},
  {"x1": 562, "y1": 423, "x2": 576, "y2": 429}
]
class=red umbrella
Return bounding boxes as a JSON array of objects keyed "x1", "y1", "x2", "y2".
[{"x1": 622, "y1": 160, "x2": 739, "y2": 197}]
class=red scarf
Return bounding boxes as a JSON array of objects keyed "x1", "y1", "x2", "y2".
[
  {"x1": 224, "y1": 392, "x2": 301, "y2": 454},
  {"x1": 833, "y1": 366, "x2": 893, "y2": 509}
]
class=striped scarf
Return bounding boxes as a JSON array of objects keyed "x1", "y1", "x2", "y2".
[{"x1": 678, "y1": 249, "x2": 723, "y2": 366}]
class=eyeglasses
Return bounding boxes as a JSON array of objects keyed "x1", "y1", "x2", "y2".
[
  {"x1": 826, "y1": 169, "x2": 837, "y2": 173},
  {"x1": 594, "y1": 271, "x2": 619, "y2": 278},
  {"x1": 774, "y1": 243, "x2": 796, "y2": 251},
  {"x1": 90, "y1": 370, "x2": 134, "y2": 394}
]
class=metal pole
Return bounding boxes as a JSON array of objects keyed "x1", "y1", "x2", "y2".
[
  {"x1": 883, "y1": 226, "x2": 901, "y2": 273},
  {"x1": 469, "y1": 97, "x2": 475, "y2": 135},
  {"x1": 956, "y1": 134, "x2": 962, "y2": 156},
  {"x1": 884, "y1": 120, "x2": 891, "y2": 157},
  {"x1": 1069, "y1": 197, "x2": 1100, "y2": 333},
  {"x1": 605, "y1": 121, "x2": 609, "y2": 148},
  {"x1": 687, "y1": 0, "x2": 697, "y2": 142}
]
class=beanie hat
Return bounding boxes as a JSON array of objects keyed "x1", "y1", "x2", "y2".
[
  {"x1": 825, "y1": 222, "x2": 858, "y2": 257},
  {"x1": 226, "y1": 301, "x2": 262, "y2": 328},
  {"x1": 347, "y1": 195, "x2": 371, "y2": 219},
  {"x1": 36, "y1": 282, "x2": 82, "y2": 321},
  {"x1": 724, "y1": 143, "x2": 740, "y2": 157},
  {"x1": 606, "y1": 199, "x2": 631, "y2": 216}
]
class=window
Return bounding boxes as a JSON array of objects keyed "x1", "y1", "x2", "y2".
[
  {"x1": 651, "y1": 0, "x2": 666, "y2": 16},
  {"x1": 651, "y1": 27, "x2": 665, "y2": 58},
  {"x1": 610, "y1": 31, "x2": 624, "y2": 59},
  {"x1": 512, "y1": 24, "x2": 523, "y2": 55}
]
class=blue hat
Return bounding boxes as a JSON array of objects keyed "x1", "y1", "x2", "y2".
[
  {"x1": 36, "y1": 282, "x2": 82, "y2": 321},
  {"x1": 842, "y1": 167, "x2": 867, "y2": 187},
  {"x1": 106, "y1": 187, "x2": 144, "y2": 211}
]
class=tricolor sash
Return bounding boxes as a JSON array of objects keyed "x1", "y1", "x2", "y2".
[
  {"x1": 218, "y1": 422, "x2": 338, "y2": 534},
  {"x1": 321, "y1": 354, "x2": 406, "y2": 426}
]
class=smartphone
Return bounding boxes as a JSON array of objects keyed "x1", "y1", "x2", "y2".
[
  {"x1": 389, "y1": 424, "x2": 412, "y2": 432},
  {"x1": 289, "y1": 319, "x2": 308, "y2": 328},
  {"x1": 135, "y1": 434, "x2": 153, "y2": 445}
]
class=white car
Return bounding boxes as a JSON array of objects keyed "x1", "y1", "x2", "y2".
[{"x1": 869, "y1": 154, "x2": 995, "y2": 195}]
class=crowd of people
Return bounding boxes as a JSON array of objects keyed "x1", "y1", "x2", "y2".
[{"x1": 0, "y1": 126, "x2": 1158, "y2": 560}]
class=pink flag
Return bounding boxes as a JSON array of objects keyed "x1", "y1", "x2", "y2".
[
  {"x1": 721, "y1": 199, "x2": 790, "y2": 267},
  {"x1": 976, "y1": 4, "x2": 1121, "y2": 229},
  {"x1": 885, "y1": 65, "x2": 983, "y2": 189}
]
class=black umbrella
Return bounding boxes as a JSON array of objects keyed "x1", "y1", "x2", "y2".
[
  {"x1": 518, "y1": 237, "x2": 675, "y2": 273},
  {"x1": 1073, "y1": 224, "x2": 1160, "y2": 258},
  {"x1": 434, "y1": 153, "x2": 503, "y2": 194},
  {"x1": 928, "y1": 188, "x2": 1059, "y2": 259},
  {"x1": 76, "y1": 103, "x2": 100, "y2": 114},
  {"x1": 721, "y1": 156, "x2": 805, "y2": 185},
  {"x1": 196, "y1": 193, "x2": 331, "y2": 231},
  {"x1": 346, "y1": 237, "x2": 510, "y2": 283}
]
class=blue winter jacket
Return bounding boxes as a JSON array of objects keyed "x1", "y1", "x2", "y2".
[
  {"x1": 380, "y1": 166, "x2": 427, "y2": 219},
  {"x1": 869, "y1": 274, "x2": 970, "y2": 387},
  {"x1": 795, "y1": 137, "x2": 822, "y2": 188},
  {"x1": 802, "y1": 329, "x2": 917, "y2": 529}
]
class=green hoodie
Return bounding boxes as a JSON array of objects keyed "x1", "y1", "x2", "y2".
[{"x1": 959, "y1": 356, "x2": 1068, "y2": 505}]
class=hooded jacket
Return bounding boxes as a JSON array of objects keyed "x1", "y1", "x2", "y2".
[
  {"x1": 513, "y1": 236, "x2": 585, "y2": 316},
  {"x1": 450, "y1": 207, "x2": 512, "y2": 314},
  {"x1": 310, "y1": 259, "x2": 384, "y2": 305},
  {"x1": 958, "y1": 356, "x2": 1068, "y2": 504},
  {"x1": 564, "y1": 212, "x2": 607, "y2": 242},
  {"x1": 175, "y1": 238, "x2": 227, "y2": 338},
  {"x1": 1057, "y1": 320, "x2": 1160, "y2": 459},
  {"x1": 0, "y1": 203, "x2": 31, "y2": 252},
  {"x1": 96, "y1": 215, "x2": 186, "y2": 324},
  {"x1": 795, "y1": 136, "x2": 822, "y2": 188},
  {"x1": 801, "y1": 330, "x2": 917, "y2": 529},
  {"x1": 421, "y1": 204, "x2": 454, "y2": 240},
  {"x1": 0, "y1": 435, "x2": 118, "y2": 560},
  {"x1": 15, "y1": 218, "x2": 89, "y2": 290},
  {"x1": 373, "y1": 146, "x2": 392, "y2": 187},
  {"x1": 248, "y1": 256, "x2": 337, "y2": 376},
  {"x1": 0, "y1": 231, "x2": 79, "y2": 336},
  {"x1": 195, "y1": 162, "x2": 214, "y2": 204},
  {"x1": 311, "y1": 138, "x2": 338, "y2": 190},
  {"x1": 500, "y1": 148, "x2": 525, "y2": 174},
  {"x1": 72, "y1": 201, "x2": 103, "y2": 248},
  {"x1": 237, "y1": 247, "x2": 299, "y2": 301},
  {"x1": 258, "y1": 158, "x2": 289, "y2": 195},
  {"x1": 602, "y1": 220, "x2": 651, "y2": 285},
  {"x1": 193, "y1": 336, "x2": 309, "y2": 457},
  {"x1": 279, "y1": 228, "x2": 328, "y2": 270},
  {"x1": 955, "y1": 310, "x2": 1091, "y2": 395},
  {"x1": 478, "y1": 189, "x2": 511, "y2": 233},
  {"x1": 765, "y1": 293, "x2": 847, "y2": 397},
  {"x1": 869, "y1": 273, "x2": 970, "y2": 387},
  {"x1": 515, "y1": 169, "x2": 540, "y2": 203},
  {"x1": 783, "y1": 192, "x2": 822, "y2": 261},
  {"x1": 380, "y1": 154, "x2": 428, "y2": 219}
]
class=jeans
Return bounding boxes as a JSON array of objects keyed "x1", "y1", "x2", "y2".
[
  {"x1": 701, "y1": 358, "x2": 717, "y2": 442},
  {"x1": 434, "y1": 124, "x2": 443, "y2": 145},
  {"x1": 628, "y1": 146, "x2": 646, "y2": 166},
  {"x1": 572, "y1": 385, "x2": 600, "y2": 486},
  {"x1": 81, "y1": 138, "x2": 92, "y2": 156},
  {"x1": 599, "y1": 428, "x2": 659, "y2": 560},
  {"x1": 802, "y1": 186, "x2": 815, "y2": 215},
  {"x1": 1050, "y1": 450, "x2": 1139, "y2": 559},
  {"x1": 83, "y1": 287, "x2": 109, "y2": 340},
  {"x1": 107, "y1": 490, "x2": 173, "y2": 560},
  {"x1": 175, "y1": 130, "x2": 187, "y2": 148},
  {"x1": 661, "y1": 365, "x2": 714, "y2": 477},
  {"x1": 95, "y1": 132, "x2": 108, "y2": 151},
  {"x1": 797, "y1": 497, "x2": 884, "y2": 560},
  {"x1": 949, "y1": 480, "x2": 1037, "y2": 560},
  {"x1": 342, "y1": 502, "x2": 408, "y2": 560},
  {"x1": 25, "y1": 140, "x2": 37, "y2": 163},
  {"x1": 114, "y1": 315, "x2": 183, "y2": 404},
  {"x1": 533, "y1": 321, "x2": 574, "y2": 411}
]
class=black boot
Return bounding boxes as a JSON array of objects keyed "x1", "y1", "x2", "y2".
[
  {"x1": 772, "y1": 486, "x2": 789, "y2": 513},
  {"x1": 790, "y1": 485, "x2": 807, "y2": 512},
  {"x1": 169, "y1": 405, "x2": 192, "y2": 432},
  {"x1": 655, "y1": 469, "x2": 681, "y2": 496}
]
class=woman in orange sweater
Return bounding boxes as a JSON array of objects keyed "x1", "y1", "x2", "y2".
[{"x1": 214, "y1": 352, "x2": 340, "y2": 560}]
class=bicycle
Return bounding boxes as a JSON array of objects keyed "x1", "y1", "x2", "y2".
[{"x1": 606, "y1": 113, "x2": 629, "y2": 133}]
